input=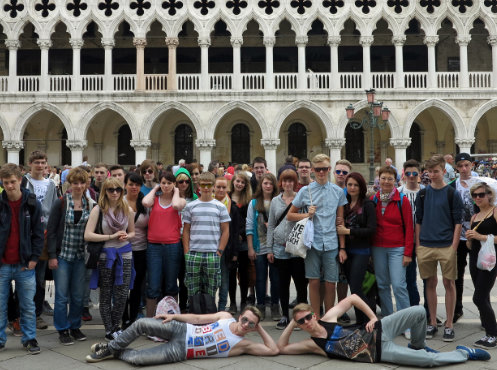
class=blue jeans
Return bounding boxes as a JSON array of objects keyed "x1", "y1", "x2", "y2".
[
  {"x1": 53, "y1": 257, "x2": 86, "y2": 331},
  {"x1": 218, "y1": 253, "x2": 229, "y2": 311},
  {"x1": 255, "y1": 254, "x2": 279, "y2": 306},
  {"x1": 147, "y1": 242, "x2": 182, "y2": 298},
  {"x1": 372, "y1": 246, "x2": 410, "y2": 316},
  {"x1": 0, "y1": 264, "x2": 36, "y2": 344}
]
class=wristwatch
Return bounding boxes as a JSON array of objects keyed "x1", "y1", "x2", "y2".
[{"x1": 217, "y1": 249, "x2": 224, "y2": 254}]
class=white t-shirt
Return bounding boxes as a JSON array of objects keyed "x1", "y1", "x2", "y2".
[
  {"x1": 456, "y1": 179, "x2": 475, "y2": 241},
  {"x1": 30, "y1": 178, "x2": 50, "y2": 204}
]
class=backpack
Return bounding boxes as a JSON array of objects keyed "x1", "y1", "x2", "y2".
[{"x1": 372, "y1": 192, "x2": 406, "y2": 234}]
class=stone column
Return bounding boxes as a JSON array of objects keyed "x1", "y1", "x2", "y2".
[
  {"x1": 130, "y1": 139, "x2": 151, "y2": 165},
  {"x1": 93, "y1": 142, "x2": 103, "y2": 163},
  {"x1": 2, "y1": 140, "x2": 24, "y2": 164},
  {"x1": 66, "y1": 140, "x2": 87, "y2": 166},
  {"x1": 360, "y1": 36, "x2": 373, "y2": 89},
  {"x1": 263, "y1": 36, "x2": 275, "y2": 90},
  {"x1": 457, "y1": 35, "x2": 470, "y2": 88},
  {"x1": 166, "y1": 37, "x2": 179, "y2": 90},
  {"x1": 37, "y1": 39, "x2": 52, "y2": 92},
  {"x1": 198, "y1": 37, "x2": 210, "y2": 90},
  {"x1": 70, "y1": 39, "x2": 84, "y2": 91},
  {"x1": 196, "y1": 139, "x2": 216, "y2": 168},
  {"x1": 101, "y1": 38, "x2": 115, "y2": 91},
  {"x1": 488, "y1": 36, "x2": 497, "y2": 88},
  {"x1": 325, "y1": 138, "x2": 346, "y2": 164},
  {"x1": 261, "y1": 139, "x2": 280, "y2": 174},
  {"x1": 5, "y1": 40, "x2": 20, "y2": 92},
  {"x1": 328, "y1": 36, "x2": 341, "y2": 89},
  {"x1": 296, "y1": 36, "x2": 308, "y2": 90},
  {"x1": 455, "y1": 138, "x2": 474, "y2": 155},
  {"x1": 390, "y1": 138, "x2": 411, "y2": 172},
  {"x1": 436, "y1": 140, "x2": 445, "y2": 154},
  {"x1": 392, "y1": 35, "x2": 405, "y2": 88},
  {"x1": 133, "y1": 37, "x2": 147, "y2": 91},
  {"x1": 424, "y1": 36, "x2": 438, "y2": 88},
  {"x1": 231, "y1": 36, "x2": 243, "y2": 90}
]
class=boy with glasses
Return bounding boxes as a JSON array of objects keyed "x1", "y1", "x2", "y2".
[
  {"x1": 86, "y1": 306, "x2": 278, "y2": 365},
  {"x1": 333, "y1": 159, "x2": 352, "y2": 189},
  {"x1": 296, "y1": 158, "x2": 313, "y2": 191},
  {"x1": 288, "y1": 154, "x2": 347, "y2": 318},
  {"x1": 277, "y1": 295, "x2": 490, "y2": 366},
  {"x1": 182, "y1": 172, "x2": 230, "y2": 301}
]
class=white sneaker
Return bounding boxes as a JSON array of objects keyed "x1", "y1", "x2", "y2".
[{"x1": 404, "y1": 328, "x2": 411, "y2": 340}]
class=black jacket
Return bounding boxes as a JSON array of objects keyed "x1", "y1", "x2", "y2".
[
  {"x1": 344, "y1": 199, "x2": 377, "y2": 250},
  {"x1": 224, "y1": 203, "x2": 241, "y2": 266},
  {"x1": 0, "y1": 188, "x2": 44, "y2": 267}
]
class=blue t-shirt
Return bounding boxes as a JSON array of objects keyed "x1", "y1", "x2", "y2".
[{"x1": 415, "y1": 185, "x2": 463, "y2": 247}]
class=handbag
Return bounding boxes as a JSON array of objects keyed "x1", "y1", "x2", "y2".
[
  {"x1": 85, "y1": 208, "x2": 104, "y2": 269},
  {"x1": 477, "y1": 234, "x2": 496, "y2": 271},
  {"x1": 286, "y1": 187, "x2": 313, "y2": 258}
]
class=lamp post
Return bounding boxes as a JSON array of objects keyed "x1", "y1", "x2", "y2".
[{"x1": 346, "y1": 89, "x2": 390, "y2": 184}]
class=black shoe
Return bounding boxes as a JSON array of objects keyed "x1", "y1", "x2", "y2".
[
  {"x1": 442, "y1": 327, "x2": 455, "y2": 342},
  {"x1": 0, "y1": 342, "x2": 4, "y2": 352},
  {"x1": 271, "y1": 304, "x2": 281, "y2": 321},
  {"x1": 426, "y1": 325, "x2": 438, "y2": 339},
  {"x1": 256, "y1": 305, "x2": 266, "y2": 321},
  {"x1": 70, "y1": 328, "x2": 87, "y2": 341},
  {"x1": 86, "y1": 344, "x2": 113, "y2": 363},
  {"x1": 229, "y1": 304, "x2": 237, "y2": 315},
  {"x1": 247, "y1": 295, "x2": 255, "y2": 305},
  {"x1": 59, "y1": 330, "x2": 74, "y2": 346},
  {"x1": 475, "y1": 336, "x2": 497, "y2": 349},
  {"x1": 265, "y1": 295, "x2": 271, "y2": 306},
  {"x1": 23, "y1": 339, "x2": 41, "y2": 354},
  {"x1": 436, "y1": 318, "x2": 443, "y2": 327},
  {"x1": 90, "y1": 342, "x2": 108, "y2": 354},
  {"x1": 276, "y1": 316, "x2": 288, "y2": 330},
  {"x1": 43, "y1": 301, "x2": 54, "y2": 316},
  {"x1": 289, "y1": 299, "x2": 298, "y2": 309},
  {"x1": 81, "y1": 307, "x2": 92, "y2": 321},
  {"x1": 453, "y1": 311, "x2": 463, "y2": 323}
]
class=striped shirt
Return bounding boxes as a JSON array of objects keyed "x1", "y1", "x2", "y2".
[{"x1": 182, "y1": 199, "x2": 231, "y2": 252}]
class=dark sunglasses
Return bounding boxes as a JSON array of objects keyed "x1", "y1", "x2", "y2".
[
  {"x1": 335, "y1": 170, "x2": 348, "y2": 175},
  {"x1": 405, "y1": 171, "x2": 419, "y2": 177},
  {"x1": 177, "y1": 180, "x2": 190, "y2": 185},
  {"x1": 240, "y1": 316, "x2": 257, "y2": 329},
  {"x1": 472, "y1": 192, "x2": 488, "y2": 199},
  {"x1": 296, "y1": 313, "x2": 314, "y2": 325},
  {"x1": 106, "y1": 187, "x2": 123, "y2": 194},
  {"x1": 142, "y1": 169, "x2": 154, "y2": 175},
  {"x1": 314, "y1": 167, "x2": 329, "y2": 173}
]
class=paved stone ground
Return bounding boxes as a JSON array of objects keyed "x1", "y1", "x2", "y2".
[{"x1": 0, "y1": 272, "x2": 496, "y2": 370}]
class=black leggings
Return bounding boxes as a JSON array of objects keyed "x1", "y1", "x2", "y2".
[
  {"x1": 123, "y1": 250, "x2": 147, "y2": 324},
  {"x1": 229, "y1": 250, "x2": 249, "y2": 307},
  {"x1": 345, "y1": 252, "x2": 374, "y2": 324},
  {"x1": 274, "y1": 257, "x2": 307, "y2": 318}
]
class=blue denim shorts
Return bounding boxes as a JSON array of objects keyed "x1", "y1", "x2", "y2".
[{"x1": 305, "y1": 248, "x2": 338, "y2": 282}]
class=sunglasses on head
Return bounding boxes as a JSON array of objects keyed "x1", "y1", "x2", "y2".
[
  {"x1": 240, "y1": 316, "x2": 256, "y2": 329},
  {"x1": 335, "y1": 170, "x2": 348, "y2": 175},
  {"x1": 405, "y1": 171, "x2": 419, "y2": 177},
  {"x1": 314, "y1": 167, "x2": 329, "y2": 173},
  {"x1": 296, "y1": 313, "x2": 314, "y2": 325},
  {"x1": 177, "y1": 180, "x2": 190, "y2": 185},
  {"x1": 472, "y1": 192, "x2": 488, "y2": 199},
  {"x1": 106, "y1": 187, "x2": 123, "y2": 194},
  {"x1": 143, "y1": 169, "x2": 154, "y2": 175}
]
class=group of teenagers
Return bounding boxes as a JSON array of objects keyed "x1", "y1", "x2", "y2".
[{"x1": 0, "y1": 149, "x2": 494, "y2": 367}]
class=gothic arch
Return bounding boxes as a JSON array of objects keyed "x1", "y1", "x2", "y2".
[
  {"x1": 76, "y1": 17, "x2": 106, "y2": 40},
  {"x1": 79, "y1": 102, "x2": 139, "y2": 141},
  {"x1": 469, "y1": 99, "x2": 497, "y2": 138},
  {"x1": 205, "y1": 13, "x2": 236, "y2": 37},
  {"x1": 0, "y1": 112, "x2": 11, "y2": 141},
  {"x1": 240, "y1": 17, "x2": 269, "y2": 38},
  {"x1": 403, "y1": 99, "x2": 465, "y2": 139},
  {"x1": 465, "y1": 12, "x2": 497, "y2": 36},
  {"x1": 274, "y1": 100, "x2": 333, "y2": 139},
  {"x1": 143, "y1": 102, "x2": 203, "y2": 139},
  {"x1": 400, "y1": 13, "x2": 432, "y2": 35},
  {"x1": 208, "y1": 101, "x2": 268, "y2": 139},
  {"x1": 269, "y1": 16, "x2": 302, "y2": 38},
  {"x1": 12, "y1": 16, "x2": 42, "y2": 40},
  {"x1": 433, "y1": 13, "x2": 465, "y2": 37},
  {"x1": 170, "y1": 16, "x2": 203, "y2": 38},
  {"x1": 13, "y1": 103, "x2": 74, "y2": 142},
  {"x1": 302, "y1": 14, "x2": 334, "y2": 36}
]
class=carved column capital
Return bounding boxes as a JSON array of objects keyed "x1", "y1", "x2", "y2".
[
  {"x1": 198, "y1": 37, "x2": 211, "y2": 47},
  {"x1": 2, "y1": 140, "x2": 24, "y2": 150},
  {"x1": 295, "y1": 36, "x2": 308, "y2": 46},
  {"x1": 325, "y1": 138, "x2": 346, "y2": 150},
  {"x1": 263, "y1": 36, "x2": 275, "y2": 47},
  {"x1": 166, "y1": 37, "x2": 179, "y2": 48},
  {"x1": 455, "y1": 138, "x2": 475, "y2": 147},
  {"x1": 423, "y1": 35, "x2": 439, "y2": 47},
  {"x1": 5, "y1": 39, "x2": 21, "y2": 50},
  {"x1": 133, "y1": 37, "x2": 147, "y2": 49},
  {"x1": 456, "y1": 35, "x2": 471, "y2": 47},
  {"x1": 261, "y1": 138, "x2": 280, "y2": 150},
  {"x1": 37, "y1": 39, "x2": 52, "y2": 50},
  {"x1": 488, "y1": 35, "x2": 497, "y2": 46},
  {"x1": 66, "y1": 140, "x2": 87, "y2": 150},
  {"x1": 130, "y1": 139, "x2": 151, "y2": 150},
  {"x1": 230, "y1": 36, "x2": 243, "y2": 47},
  {"x1": 196, "y1": 139, "x2": 216, "y2": 149},
  {"x1": 327, "y1": 36, "x2": 341, "y2": 47},
  {"x1": 392, "y1": 35, "x2": 406, "y2": 46},
  {"x1": 101, "y1": 39, "x2": 115, "y2": 49},
  {"x1": 390, "y1": 138, "x2": 411, "y2": 149},
  {"x1": 359, "y1": 36, "x2": 374, "y2": 47},
  {"x1": 69, "y1": 39, "x2": 84, "y2": 49}
]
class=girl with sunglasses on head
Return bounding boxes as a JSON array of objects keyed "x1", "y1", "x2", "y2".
[
  {"x1": 142, "y1": 171, "x2": 186, "y2": 317},
  {"x1": 84, "y1": 177, "x2": 136, "y2": 341},
  {"x1": 139, "y1": 159, "x2": 158, "y2": 196},
  {"x1": 465, "y1": 182, "x2": 497, "y2": 349}
]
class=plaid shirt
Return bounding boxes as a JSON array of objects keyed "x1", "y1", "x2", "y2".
[{"x1": 59, "y1": 194, "x2": 91, "y2": 262}]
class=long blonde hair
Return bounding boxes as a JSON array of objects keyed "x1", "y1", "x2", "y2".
[
  {"x1": 229, "y1": 172, "x2": 252, "y2": 206},
  {"x1": 98, "y1": 177, "x2": 129, "y2": 216}
]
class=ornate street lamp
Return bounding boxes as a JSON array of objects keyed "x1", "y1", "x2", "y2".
[{"x1": 345, "y1": 89, "x2": 390, "y2": 184}]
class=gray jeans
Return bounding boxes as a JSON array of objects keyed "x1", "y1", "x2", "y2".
[
  {"x1": 109, "y1": 318, "x2": 187, "y2": 366},
  {"x1": 380, "y1": 305, "x2": 468, "y2": 367}
]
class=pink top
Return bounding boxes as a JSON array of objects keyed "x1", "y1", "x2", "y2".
[{"x1": 147, "y1": 196, "x2": 182, "y2": 244}]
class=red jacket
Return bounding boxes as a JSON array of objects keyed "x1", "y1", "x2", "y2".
[{"x1": 370, "y1": 189, "x2": 413, "y2": 256}]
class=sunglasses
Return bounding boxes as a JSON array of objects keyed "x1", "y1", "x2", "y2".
[
  {"x1": 240, "y1": 316, "x2": 257, "y2": 329},
  {"x1": 177, "y1": 180, "x2": 190, "y2": 185},
  {"x1": 335, "y1": 170, "x2": 349, "y2": 175},
  {"x1": 405, "y1": 171, "x2": 419, "y2": 177},
  {"x1": 472, "y1": 192, "x2": 488, "y2": 199},
  {"x1": 296, "y1": 313, "x2": 314, "y2": 325},
  {"x1": 106, "y1": 187, "x2": 123, "y2": 194},
  {"x1": 314, "y1": 167, "x2": 329, "y2": 173},
  {"x1": 142, "y1": 169, "x2": 154, "y2": 175},
  {"x1": 199, "y1": 183, "x2": 213, "y2": 188}
]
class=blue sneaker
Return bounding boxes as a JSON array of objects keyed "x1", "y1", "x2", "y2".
[
  {"x1": 456, "y1": 345, "x2": 491, "y2": 361},
  {"x1": 408, "y1": 343, "x2": 439, "y2": 353}
]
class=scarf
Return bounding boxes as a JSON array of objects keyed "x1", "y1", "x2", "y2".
[
  {"x1": 104, "y1": 207, "x2": 128, "y2": 233},
  {"x1": 379, "y1": 189, "x2": 396, "y2": 202}
]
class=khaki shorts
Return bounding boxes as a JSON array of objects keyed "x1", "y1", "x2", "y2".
[{"x1": 417, "y1": 245, "x2": 457, "y2": 280}]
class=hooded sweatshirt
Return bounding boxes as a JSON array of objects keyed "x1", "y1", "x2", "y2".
[{"x1": 175, "y1": 167, "x2": 198, "y2": 201}]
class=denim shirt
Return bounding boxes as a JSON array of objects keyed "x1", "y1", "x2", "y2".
[{"x1": 292, "y1": 181, "x2": 347, "y2": 251}]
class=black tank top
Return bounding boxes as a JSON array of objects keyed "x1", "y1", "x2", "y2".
[
  {"x1": 311, "y1": 320, "x2": 381, "y2": 363},
  {"x1": 471, "y1": 214, "x2": 497, "y2": 252}
]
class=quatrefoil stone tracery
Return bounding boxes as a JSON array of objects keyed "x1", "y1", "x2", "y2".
[
  {"x1": 355, "y1": 0, "x2": 376, "y2": 14},
  {"x1": 162, "y1": 0, "x2": 183, "y2": 15},
  {"x1": 387, "y1": 0, "x2": 408, "y2": 14},
  {"x1": 420, "y1": 0, "x2": 440, "y2": 14},
  {"x1": 322, "y1": 0, "x2": 343, "y2": 14},
  {"x1": 291, "y1": 0, "x2": 312, "y2": 15},
  {"x1": 98, "y1": 0, "x2": 119, "y2": 17},
  {"x1": 258, "y1": 0, "x2": 280, "y2": 15},
  {"x1": 130, "y1": 0, "x2": 151, "y2": 16},
  {"x1": 226, "y1": 0, "x2": 247, "y2": 15},
  {"x1": 193, "y1": 0, "x2": 215, "y2": 16},
  {"x1": 67, "y1": 0, "x2": 87, "y2": 17},
  {"x1": 4, "y1": 0, "x2": 24, "y2": 18},
  {"x1": 484, "y1": 0, "x2": 497, "y2": 13},
  {"x1": 35, "y1": 0, "x2": 55, "y2": 17}
]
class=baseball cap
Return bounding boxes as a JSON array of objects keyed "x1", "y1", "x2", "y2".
[{"x1": 455, "y1": 153, "x2": 472, "y2": 164}]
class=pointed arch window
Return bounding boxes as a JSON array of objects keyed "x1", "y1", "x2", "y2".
[
  {"x1": 61, "y1": 129, "x2": 71, "y2": 165},
  {"x1": 231, "y1": 123, "x2": 250, "y2": 164},
  {"x1": 406, "y1": 122, "x2": 421, "y2": 162},
  {"x1": 288, "y1": 122, "x2": 307, "y2": 159},
  {"x1": 174, "y1": 124, "x2": 194, "y2": 163},
  {"x1": 345, "y1": 122, "x2": 364, "y2": 163},
  {"x1": 118, "y1": 125, "x2": 135, "y2": 165}
]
